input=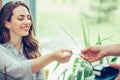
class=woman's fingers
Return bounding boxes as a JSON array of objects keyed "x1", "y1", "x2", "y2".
[{"x1": 61, "y1": 49, "x2": 72, "y2": 54}]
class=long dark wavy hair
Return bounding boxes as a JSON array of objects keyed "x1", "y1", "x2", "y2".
[{"x1": 0, "y1": 1, "x2": 41, "y2": 59}]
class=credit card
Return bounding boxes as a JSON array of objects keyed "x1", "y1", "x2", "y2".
[{"x1": 72, "y1": 49, "x2": 80, "y2": 55}]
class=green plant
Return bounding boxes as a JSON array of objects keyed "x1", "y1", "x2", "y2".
[{"x1": 53, "y1": 22, "x2": 118, "y2": 80}]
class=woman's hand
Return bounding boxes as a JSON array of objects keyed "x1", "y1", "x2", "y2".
[{"x1": 51, "y1": 49, "x2": 72, "y2": 63}]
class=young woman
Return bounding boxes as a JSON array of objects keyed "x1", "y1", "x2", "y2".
[{"x1": 0, "y1": 1, "x2": 72, "y2": 80}]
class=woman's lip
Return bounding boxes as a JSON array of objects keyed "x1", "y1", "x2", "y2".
[{"x1": 21, "y1": 27, "x2": 30, "y2": 31}]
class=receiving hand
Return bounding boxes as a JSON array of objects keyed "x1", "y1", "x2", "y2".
[{"x1": 80, "y1": 46, "x2": 107, "y2": 62}]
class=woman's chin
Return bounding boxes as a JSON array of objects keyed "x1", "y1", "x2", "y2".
[{"x1": 21, "y1": 33, "x2": 29, "y2": 37}]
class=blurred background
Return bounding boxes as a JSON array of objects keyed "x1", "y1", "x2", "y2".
[
  {"x1": 37, "y1": 0, "x2": 120, "y2": 43},
  {"x1": 1, "y1": 0, "x2": 120, "y2": 80},
  {"x1": 36, "y1": 0, "x2": 120, "y2": 52},
  {"x1": 36, "y1": 0, "x2": 120, "y2": 80}
]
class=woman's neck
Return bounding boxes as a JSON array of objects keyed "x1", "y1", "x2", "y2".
[{"x1": 10, "y1": 36, "x2": 22, "y2": 54}]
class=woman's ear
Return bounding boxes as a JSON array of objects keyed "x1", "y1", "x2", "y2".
[{"x1": 5, "y1": 21, "x2": 11, "y2": 29}]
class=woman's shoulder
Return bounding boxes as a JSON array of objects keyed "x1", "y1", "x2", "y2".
[
  {"x1": 0, "y1": 44, "x2": 6, "y2": 49},
  {"x1": 0, "y1": 43, "x2": 10, "y2": 53}
]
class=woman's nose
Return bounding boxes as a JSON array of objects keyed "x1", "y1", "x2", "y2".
[{"x1": 24, "y1": 18, "x2": 31, "y2": 25}]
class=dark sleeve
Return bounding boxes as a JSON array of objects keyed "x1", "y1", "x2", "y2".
[
  {"x1": 37, "y1": 69, "x2": 46, "y2": 80},
  {"x1": 0, "y1": 71, "x2": 15, "y2": 80},
  {"x1": 0, "y1": 71, "x2": 23, "y2": 80}
]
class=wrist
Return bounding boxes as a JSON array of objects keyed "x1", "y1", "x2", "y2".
[
  {"x1": 48, "y1": 52, "x2": 56, "y2": 61},
  {"x1": 101, "y1": 45, "x2": 109, "y2": 57}
]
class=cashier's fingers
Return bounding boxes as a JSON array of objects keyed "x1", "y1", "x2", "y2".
[
  {"x1": 109, "y1": 63, "x2": 120, "y2": 70},
  {"x1": 80, "y1": 55, "x2": 95, "y2": 62},
  {"x1": 115, "y1": 72, "x2": 120, "y2": 80}
]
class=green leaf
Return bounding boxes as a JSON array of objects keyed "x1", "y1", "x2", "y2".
[
  {"x1": 77, "y1": 69, "x2": 83, "y2": 80},
  {"x1": 81, "y1": 21, "x2": 90, "y2": 47},
  {"x1": 110, "y1": 56, "x2": 118, "y2": 62},
  {"x1": 100, "y1": 36, "x2": 113, "y2": 42},
  {"x1": 84, "y1": 65, "x2": 93, "y2": 78},
  {"x1": 57, "y1": 69, "x2": 68, "y2": 80},
  {"x1": 99, "y1": 59, "x2": 103, "y2": 64},
  {"x1": 96, "y1": 33, "x2": 102, "y2": 45},
  {"x1": 106, "y1": 56, "x2": 110, "y2": 63},
  {"x1": 53, "y1": 62, "x2": 60, "y2": 72},
  {"x1": 60, "y1": 26, "x2": 80, "y2": 49},
  {"x1": 67, "y1": 73, "x2": 76, "y2": 80},
  {"x1": 96, "y1": 36, "x2": 114, "y2": 45},
  {"x1": 72, "y1": 58, "x2": 80, "y2": 73}
]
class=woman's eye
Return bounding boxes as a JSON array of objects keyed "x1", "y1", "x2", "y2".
[
  {"x1": 27, "y1": 16, "x2": 31, "y2": 20},
  {"x1": 18, "y1": 18, "x2": 23, "y2": 21},
  {"x1": 28, "y1": 18, "x2": 31, "y2": 20}
]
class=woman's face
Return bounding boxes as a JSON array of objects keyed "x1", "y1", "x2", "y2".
[{"x1": 6, "y1": 5, "x2": 32, "y2": 37}]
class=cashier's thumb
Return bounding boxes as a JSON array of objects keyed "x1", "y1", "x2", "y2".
[{"x1": 109, "y1": 63, "x2": 120, "y2": 70}]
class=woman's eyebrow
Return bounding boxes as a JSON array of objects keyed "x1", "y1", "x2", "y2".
[{"x1": 18, "y1": 14, "x2": 30, "y2": 17}]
